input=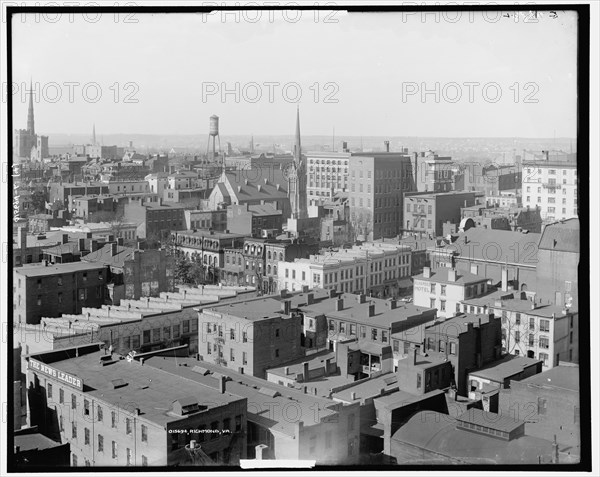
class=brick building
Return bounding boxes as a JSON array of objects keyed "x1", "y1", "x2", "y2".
[
  {"x1": 14, "y1": 262, "x2": 108, "y2": 325},
  {"x1": 123, "y1": 199, "x2": 185, "y2": 242},
  {"x1": 26, "y1": 344, "x2": 247, "y2": 466},
  {"x1": 197, "y1": 297, "x2": 304, "y2": 379},
  {"x1": 423, "y1": 312, "x2": 503, "y2": 396},
  {"x1": 226, "y1": 203, "x2": 283, "y2": 238}
]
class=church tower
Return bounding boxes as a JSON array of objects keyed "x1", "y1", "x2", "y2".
[{"x1": 288, "y1": 106, "x2": 308, "y2": 220}]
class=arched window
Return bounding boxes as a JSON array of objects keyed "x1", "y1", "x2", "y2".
[
  {"x1": 267, "y1": 265, "x2": 271, "y2": 274},
  {"x1": 267, "y1": 251, "x2": 272, "y2": 260},
  {"x1": 279, "y1": 253, "x2": 283, "y2": 261}
]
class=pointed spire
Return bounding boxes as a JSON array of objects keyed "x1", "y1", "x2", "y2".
[
  {"x1": 27, "y1": 78, "x2": 35, "y2": 135},
  {"x1": 294, "y1": 105, "x2": 301, "y2": 161}
]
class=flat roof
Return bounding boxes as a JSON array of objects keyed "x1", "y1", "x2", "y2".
[
  {"x1": 301, "y1": 293, "x2": 434, "y2": 328},
  {"x1": 469, "y1": 355, "x2": 542, "y2": 383},
  {"x1": 145, "y1": 355, "x2": 340, "y2": 435},
  {"x1": 203, "y1": 297, "x2": 297, "y2": 322},
  {"x1": 15, "y1": 261, "x2": 106, "y2": 277},
  {"x1": 518, "y1": 365, "x2": 579, "y2": 392},
  {"x1": 14, "y1": 433, "x2": 64, "y2": 452},
  {"x1": 374, "y1": 389, "x2": 445, "y2": 410},
  {"x1": 266, "y1": 350, "x2": 337, "y2": 378},
  {"x1": 34, "y1": 348, "x2": 242, "y2": 427},
  {"x1": 331, "y1": 372, "x2": 399, "y2": 402}
]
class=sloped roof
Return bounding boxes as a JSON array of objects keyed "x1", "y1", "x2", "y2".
[
  {"x1": 224, "y1": 168, "x2": 289, "y2": 202},
  {"x1": 82, "y1": 244, "x2": 136, "y2": 268},
  {"x1": 538, "y1": 218, "x2": 579, "y2": 253}
]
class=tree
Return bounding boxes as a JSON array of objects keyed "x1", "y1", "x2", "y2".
[
  {"x1": 29, "y1": 189, "x2": 47, "y2": 214},
  {"x1": 173, "y1": 256, "x2": 193, "y2": 285}
]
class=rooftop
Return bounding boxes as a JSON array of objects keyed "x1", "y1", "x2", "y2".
[
  {"x1": 469, "y1": 355, "x2": 542, "y2": 383},
  {"x1": 425, "y1": 313, "x2": 495, "y2": 336},
  {"x1": 81, "y1": 244, "x2": 137, "y2": 268},
  {"x1": 414, "y1": 267, "x2": 487, "y2": 286},
  {"x1": 518, "y1": 364, "x2": 579, "y2": 392},
  {"x1": 15, "y1": 261, "x2": 106, "y2": 277},
  {"x1": 202, "y1": 297, "x2": 297, "y2": 322},
  {"x1": 538, "y1": 218, "x2": 579, "y2": 253},
  {"x1": 145, "y1": 355, "x2": 341, "y2": 435},
  {"x1": 392, "y1": 411, "x2": 555, "y2": 464},
  {"x1": 32, "y1": 346, "x2": 242, "y2": 427},
  {"x1": 331, "y1": 372, "x2": 399, "y2": 403},
  {"x1": 301, "y1": 293, "x2": 434, "y2": 328},
  {"x1": 14, "y1": 432, "x2": 64, "y2": 452}
]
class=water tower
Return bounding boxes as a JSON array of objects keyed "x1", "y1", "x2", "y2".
[{"x1": 206, "y1": 115, "x2": 221, "y2": 163}]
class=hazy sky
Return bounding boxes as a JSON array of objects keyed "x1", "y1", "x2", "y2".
[{"x1": 11, "y1": 10, "x2": 578, "y2": 138}]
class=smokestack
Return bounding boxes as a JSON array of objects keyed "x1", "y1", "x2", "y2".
[
  {"x1": 501, "y1": 268, "x2": 508, "y2": 292},
  {"x1": 18, "y1": 226, "x2": 27, "y2": 250}
]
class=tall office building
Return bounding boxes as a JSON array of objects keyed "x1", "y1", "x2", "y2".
[{"x1": 348, "y1": 152, "x2": 414, "y2": 240}]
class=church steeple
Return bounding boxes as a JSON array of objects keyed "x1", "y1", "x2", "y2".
[
  {"x1": 27, "y1": 79, "x2": 35, "y2": 135},
  {"x1": 294, "y1": 105, "x2": 301, "y2": 162},
  {"x1": 92, "y1": 123, "x2": 96, "y2": 145}
]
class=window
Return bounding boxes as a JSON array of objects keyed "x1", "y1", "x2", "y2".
[
  {"x1": 417, "y1": 374, "x2": 422, "y2": 389},
  {"x1": 382, "y1": 331, "x2": 388, "y2": 343},
  {"x1": 529, "y1": 317, "x2": 535, "y2": 330},
  {"x1": 142, "y1": 455, "x2": 148, "y2": 466},
  {"x1": 539, "y1": 319, "x2": 550, "y2": 332},
  {"x1": 539, "y1": 337, "x2": 549, "y2": 349},
  {"x1": 85, "y1": 427, "x2": 90, "y2": 445},
  {"x1": 539, "y1": 352, "x2": 549, "y2": 366},
  {"x1": 430, "y1": 283, "x2": 436, "y2": 294},
  {"x1": 449, "y1": 342, "x2": 457, "y2": 355},
  {"x1": 515, "y1": 313, "x2": 521, "y2": 325},
  {"x1": 440, "y1": 285, "x2": 446, "y2": 296},
  {"x1": 112, "y1": 441, "x2": 118, "y2": 458},
  {"x1": 59, "y1": 388, "x2": 64, "y2": 404},
  {"x1": 440, "y1": 300, "x2": 446, "y2": 312},
  {"x1": 371, "y1": 328, "x2": 378, "y2": 340},
  {"x1": 71, "y1": 394, "x2": 77, "y2": 410},
  {"x1": 275, "y1": 349, "x2": 279, "y2": 358},
  {"x1": 439, "y1": 341, "x2": 446, "y2": 353},
  {"x1": 230, "y1": 348, "x2": 235, "y2": 362},
  {"x1": 515, "y1": 331, "x2": 521, "y2": 343},
  {"x1": 73, "y1": 455, "x2": 78, "y2": 466},
  {"x1": 538, "y1": 397, "x2": 547, "y2": 415},
  {"x1": 72, "y1": 422, "x2": 77, "y2": 439},
  {"x1": 242, "y1": 331, "x2": 247, "y2": 343},
  {"x1": 430, "y1": 298, "x2": 436, "y2": 308},
  {"x1": 111, "y1": 411, "x2": 117, "y2": 428},
  {"x1": 348, "y1": 414, "x2": 355, "y2": 431},
  {"x1": 126, "y1": 448, "x2": 132, "y2": 466},
  {"x1": 47, "y1": 383, "x2": 53, "y2": 399},
  {"x1": 141, "y1": 425, "x2": 147, "y2": 442},
  {"x1": 393, "y1": 340, "x2": 399, "y2": 352},
  {"x1": 529, "y1": 334, "x2": 535, "y2": 346},
  {"x1": 84, "y1": 399, "x2": 90, "y2": 416}
]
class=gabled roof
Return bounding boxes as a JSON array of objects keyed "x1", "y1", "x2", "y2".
[{"x1": 224, "y1": 169, "x2": 289, "y2": 202}]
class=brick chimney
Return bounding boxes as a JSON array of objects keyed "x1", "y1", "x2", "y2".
[
  {"x1": 448, "y1": 268, "x2": 457, "y2": 282},
  {"x1": 62, "y1": 233, "x2": 69, "y2": 244},
  {"x1": 111, "y1": 242, "x2": 118, "y2": 256},
  {"x1": 423, "y1": 266, "x2": 431, "y2": 278},
  {"x1": 281, "y1": 300, "x2": 291, "y2": 315},
  {"x1": 307, "y1": 293, "x2": 314, "y2": 305},
  {"x1": 335, "y1": 298, "x2": 344, "y2": 311},
  {"x1": 303, "y1": 362, "x2": 310, "y2": 382},
  {"x1": 368, "y1": 303, "x2": 376, "y2": 317}
]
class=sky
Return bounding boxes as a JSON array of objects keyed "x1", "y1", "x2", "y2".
[{"x1": 10, "y1": 9, "x2": 578, "y2": 138}]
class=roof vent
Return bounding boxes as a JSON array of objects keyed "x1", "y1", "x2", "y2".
[{"x1": 111, "y1": 379, "x2": 127, "y2": 389}]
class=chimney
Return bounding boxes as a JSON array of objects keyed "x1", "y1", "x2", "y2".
[
  {"x1": 91, "y1": 240, "x2": 99, "y2": 252},
  {"x1": 413, "y1": 348, "x2": 418, "y2": 365},
  {"x1": 423, "y1": 267, "x2": 431, "y2": 278},
  {"x1": 307, "y1": 293, "x2": 315, "y2": 305},
  {"x1": 108, "y1": 234, "x2": 115, "y2": 242},
  {"x1": 350, "y1": 391, "x2": 356, "y2": 400},
  {"x1": 501, "y1": 268, "x2": 508, "y2": 292},
  {"x1": 328, "y1": 289, "x2": 337, "y2": 298},
  {"x1": 335, "y1": 298, "x2": 344, "y2": 311},
  {"x1": 303, "y1": 362, "x2": 310, "y2": 382},
  {"x1": 18, "y1": 227, "x2": 27, "y2": 250},
  {"x1": 448, "y1": 268, "x2": 457, "y2": 282},
  {"x1": 368, "y1": 303, "x2": 376, "y2": 317},
  {"x1": 78, "y1": 238, "x2": 86, "y2": 252},
  {"x1": 281, "y1": 300, "x2": 291, "y2": 315},
  {"x1": 324, "y1": 358, "x2": 331, "y2": 376},
  {"x1": 388, "y1": 299, "x2": 397, "y2": 310},
  {"x1": 111, "y1": 242, "x2": 118, "y2": 256},
  {"x1": 117, "y1": 237, "x2": 124, "y2": 246},
  {"x1": 301, "y1": 285, "x2": 309, "y2": 293},
  {"x1": 62, "y1": 233, "x2": 69, "y2": 244},
  {"x1": 218, "y1": 375, "x2": 226, "y2": 394},
  {"x1": 357, "y1": 294, "x2": 366, "y2": 304},
  {"x1": 284, "y1": 366, "x2": 290, "y2": 375},
  {"x1": 255, "y1": 444, "x2": 268, "y2": 460},
  {"x1": 384, "y1": 140, "x2": 390, "y2": 152}
]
